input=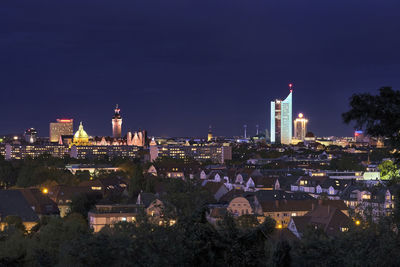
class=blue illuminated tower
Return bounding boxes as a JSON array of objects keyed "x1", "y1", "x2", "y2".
[{"x1": 270, "y1": 85, "x2": 293, "y2": 144}]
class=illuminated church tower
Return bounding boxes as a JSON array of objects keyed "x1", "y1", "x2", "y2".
[{"x1": 112, "y1": 104, "x2": 122, "y2": 138}]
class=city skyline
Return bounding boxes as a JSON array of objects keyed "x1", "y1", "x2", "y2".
[{"x1": 2, "y1": 1, "x2": 400, "y2": 137}]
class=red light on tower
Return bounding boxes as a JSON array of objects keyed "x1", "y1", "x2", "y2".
[
  {"x1": 289, "y1": 83, "x2": 293, "y2": 93},
  {"x1": 57, "y1": 119, "x2": 73, "y2": 123}
]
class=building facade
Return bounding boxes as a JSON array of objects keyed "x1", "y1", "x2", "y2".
[
  {"x1": 294, "y1": 113, "x2": 308, "y2": 141},
  {"x1": 88, "y1": 204, "x2": 140, "y2": 232},
  {"x1": 49, "y1": 119, "x2": 74, "y2": 142},
  {"x1": 208, "y1": 125, "x2": 213, "y2": 142},
  {"x1": 150, "y1": 143, "x2": 232, "y2": 163},
  {"x1": 112, "y1": 105, "x2": 122, "y2": 138},
  {"x1": 70, "y1": 145, "x2": 141, "y2": 159},
  {"x1": 270, "y1": 90, "x2": 292, "y2": 144},
  {"x1": 3, "y1": 143, "x2": 69, "y2": 160}
]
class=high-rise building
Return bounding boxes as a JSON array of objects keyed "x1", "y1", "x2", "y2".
[
  {"x1": 294, "y1": 113, "x2": 308, "y2": 141},
  {"x1": 270, "y1": 87, "x2": 292, "y2": 144},
  {"x1": 24, "y1": 128, "x2": 37, "y2": 143},
  {"x1": 112, "y1": 104, "x2": 122, "y2": 138},
  {"x1": 50, "y1": 119, "x2": 74, "y2": 142},
  {"x1": 207, "y1": 125, "x2": 213, "y2": 142}
]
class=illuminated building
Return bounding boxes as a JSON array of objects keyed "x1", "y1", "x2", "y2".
[
  {"x1": 1, "y1": 143, "x2": 141, "y2": 160},
  {"x1": 207, "y1": 125, "x2": 213, "y2": 142},
  {"x1": 65, "y1": 164, "x2": 120, "y2": 175},
  {"x1": 72, "y1": 122, "x2": 90, "y2": 146},
  {"x1": 131, "y1": 130, "x2": 146, "y2": 146},
  {"x1": 24, "y1": 128, "x2": 37, "y2": 143},
  {"x1": 354, "y1": 130, "x2": 364, "y2": 142},
  {"x1": 69, "y1": 145, "x2": 141, "y2": 159},
  {"x1": 49, "y1": 119, "x2": 73, "y2": 142},
  {"x1": 90, "y1": 130, "x2": 146, "y2": 147},
  {"x1": 88, "y1": 204, "x2": 140, "y2": 232},
  {"x1": 270, "y1": 86, "x2": 292, "y2": 144},
  {"x1": 112, "y1": 104, "x2": 122, "y2": 138},
  {"x1": 3, "y1": 143, "x2": 69, "y2": 160},
  {"x1": 152, "y1": 143, "x2": 232, "y2": 163},
  {"x1": 294, "y1": 113, "x2": 308, "y2": 141},
  {"x1": 149, "y1": 138, "x2": 158, "y2": 162}
]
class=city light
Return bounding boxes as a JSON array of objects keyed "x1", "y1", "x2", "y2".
[
  {"x1": 42, "y1": 188, "x2": 48, "y2": 194},
  {"x1": 57, "y1": 119, "x2": 73, "y2": 123}
]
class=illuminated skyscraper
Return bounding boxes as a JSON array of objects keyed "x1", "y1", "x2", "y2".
[
  {"x1": 50, "y1": 119, "x2": 74, "y2": 142},
  {"x1": 207, "y1": 125, "x2": 213, "y2": 142},
  {"x1": 112, "y1": 104, "x2": 122, "y2": 138},
  {"x1": 270, "y1": 86, "x2": 292, "y2": 144},
  {"x1": 294, "y1": 113, "x2": 308, "y2": 141},
  {"x1": 24, "y1": 128, "x2": 37, "y2": 143}
]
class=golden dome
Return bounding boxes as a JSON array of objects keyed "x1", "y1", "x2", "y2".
[
  {"x1": 73, "y1": 122, "x2": 89, "y2": 146},
  {"x1": 74, "y1": 122, "x2": 89, "y2": 138}
]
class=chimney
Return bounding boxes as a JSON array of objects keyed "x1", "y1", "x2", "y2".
[
  {"x1": 311, "y1": 203, "x2": 315, "y2": 211},
  {"x1": 275, "y1": 200, "x2": 279, "y2": 208}
]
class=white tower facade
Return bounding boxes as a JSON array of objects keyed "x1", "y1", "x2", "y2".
[
  {"x1": 270, "y1": 88, "x2": 292, "y2": 144},
  {"x1": 112, "y1": 104, "x2": 122, "y2": 138}
]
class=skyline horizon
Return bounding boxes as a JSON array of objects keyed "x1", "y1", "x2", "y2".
[{"x1": 1, "y1": 86, "x2": 360, "y2": 138}]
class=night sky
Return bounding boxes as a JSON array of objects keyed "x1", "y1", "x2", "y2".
[{"x1": 2, "y1": 0, "x2": 400, "y2": 138}]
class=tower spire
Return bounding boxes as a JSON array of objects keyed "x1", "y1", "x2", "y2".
[{"x1": 112, "y1": 104, "x2": 122, "y2": 138}]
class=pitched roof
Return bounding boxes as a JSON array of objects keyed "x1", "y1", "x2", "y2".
[
  {"x1": 79, "y1": 176, "x2": 128, "y2": 194},
  {"x1": 297, "y1": 176, "x2": 329, "y2": 186},
  {"x1": 47, "y1": 185, "x2": 94, "y2": 203},
  {"x1": 293, "y1": 205, "x2": 351, "y2": 236},
  {"x1": 259, "y1": 199, "x2": 347, "y2": 213},
  {"x1": 219, "y1": 189, "x2": 246, "y2": 203},
  {"x1": 18, "y1": 188, "x2": 59, "y2": 215},
  {"x1": 270, "y1": 228, "x2": 299, "y2": 241},
  {"x1": 0, "y1": 190, "x2": 39, "y2": 222},
  {"x1": 255, "y1": 190, "x2": 314, "y2": 202},
  {"x1": 202, "y1": 182, "x2": 227, "y2": 195},
  {"x1": 320, "y1": 179, "x2": 351, "y2": 190},
  {"x1": 252, "y1": 176, "x2": 278, "y2": 188},
  {"x1": 291, "y1": 216, "x2": 311, "y2": 234},
  {"x1": 137, "y1": 192, "x2": 157, "y2": 207}
]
